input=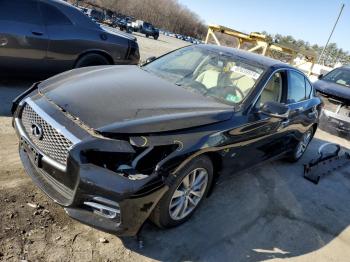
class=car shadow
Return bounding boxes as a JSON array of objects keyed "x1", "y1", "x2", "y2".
[
  {"x1": 0, "y1": 79, "x2": 35, "y2": 117},
  {"x1": 122, "y1": 136, "x2": 350, "y2": 261}
]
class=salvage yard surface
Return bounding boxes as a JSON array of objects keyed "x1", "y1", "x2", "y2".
[{"x1": 1, "y1": 32, "x2": 350, "y2": 262}]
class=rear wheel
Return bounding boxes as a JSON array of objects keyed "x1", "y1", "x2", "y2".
[
  {"x1": 74, "y1": 53, "x2": 110, "y2": 68},
  {"x1": 154, "y1": 35, "x2": 159, "y2": 40},
  {"x1": 150, "y1": 155, "x2": 213, "y2": 228},
  {"x1": 287, "y1": 127, "x2": 314, "y2": 162}
]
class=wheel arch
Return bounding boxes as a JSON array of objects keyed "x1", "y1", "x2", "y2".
[
  {"x1": 73, "y1": 49, "x2": 114, "y2": 68},
  {"x1": 167, "y1": 149, "x2": 224, "y2": 197}
]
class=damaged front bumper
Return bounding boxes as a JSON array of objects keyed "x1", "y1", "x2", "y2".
[
  {"x1": 13, "y1": 97, "x2": 168, "y2": 237},
  {"x1": 320, "y1": 109, "x2": 350, "y2": 133}
]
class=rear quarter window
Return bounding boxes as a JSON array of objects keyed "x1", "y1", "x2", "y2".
[
  {"x1": 58, "y1": 4, "x2": 99, "y2": 29},
  {"x1": 39, "y1": 3, "x2": 72, "y2": 26}
]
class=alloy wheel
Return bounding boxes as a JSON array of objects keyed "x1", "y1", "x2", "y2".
[
  {"x1": 169, "y1": 168, "x2": 209, "y2": 220},
  {"x1": 296, "y1": 131, "x2": 312, "y2": 158}
]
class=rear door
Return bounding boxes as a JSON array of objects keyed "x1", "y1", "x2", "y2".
[
  {"x1": 38, "y1": 1, "x2": 77, "y2": 74},
  {"x1": 286, "y1": 70, "x2": 316, "y2": 144},
  {"x1": 0, "y1": 0, "x2": 48, "y2": 76}
]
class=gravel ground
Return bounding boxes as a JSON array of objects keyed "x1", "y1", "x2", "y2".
[{"x1": 1, "y1": 32, "x2": 350, "y2": 262}]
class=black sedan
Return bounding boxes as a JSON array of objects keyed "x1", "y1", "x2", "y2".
[
  {"x1": 314, "y1": 66, "x2": 350, "y2": 137},
  {"x1": 0, "y1": 0, "x2": 139, "y2": 77},
  {"x1": 12, "y1": 45, "x2": 322, "y2": 236}
]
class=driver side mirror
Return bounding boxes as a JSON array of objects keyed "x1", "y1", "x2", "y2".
[
  {"x1": 318, "y1": 74, "x2": 323, "y2": 80},
  {"x1": 260, "y1": 101, "x2": 290, "y2": 119}
]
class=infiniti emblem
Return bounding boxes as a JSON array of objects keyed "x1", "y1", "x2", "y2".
[{"x1": 31, "y1": 123, "x2": 43, "y2": 140}]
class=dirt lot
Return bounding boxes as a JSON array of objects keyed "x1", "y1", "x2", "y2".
[{"x1": 1, "y1": 32, "x2": 350, "y2": 262}]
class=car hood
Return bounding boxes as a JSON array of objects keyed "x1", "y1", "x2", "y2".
[
  {"x1": 38, "y1": 66, "x2": 233, "y2": 134},
  {"x1": 314, "y1": 79, "x2": 350, "y2": 101}
]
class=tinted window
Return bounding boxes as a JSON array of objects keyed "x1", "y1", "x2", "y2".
[
  {"x1": 59, "y1": 4, "x2": 99, "y2": 29},
  {"x1": 40, "y1": 3, "x2": 72, "y2": 26},
  {"x1": 0, "y1": 0, "x2": 41, "y2": 25},
  {"x1": 288, "y1": 71, "x2": 306, "y2": 103}
]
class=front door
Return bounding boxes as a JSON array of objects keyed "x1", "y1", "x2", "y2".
[
  {"x1": 226, "y1": 70, "x2": 290, "y2": 171},
  {"x1": 0, "y1": 0, "x2": 48, "y2": 76}
]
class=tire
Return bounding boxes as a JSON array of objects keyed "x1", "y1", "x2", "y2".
[
  {"x1": 74, "y1": 53, "x2": 110, "y2": 68},
  {"x1": 154, "y1": 35, "x2": 159, "y2": 40},
  {"x1": 150, "y1": 155, "x2": 213, "y2": 228},
  {"x1": 145, "y1": 34, "x2": 149, "y2": 38},
  {"x1": 286, "y1": 126, "x2": 314, "y2": 162}
]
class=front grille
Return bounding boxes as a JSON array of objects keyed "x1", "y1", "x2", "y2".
[{"x1": 21, "y1": 103, "x2": 73, "y2": 165}]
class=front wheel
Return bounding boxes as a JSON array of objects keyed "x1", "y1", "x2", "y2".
[
  {"x1": 287, "y1": 127, "x2": 314, "y2": 162},
  {"x1": 150, "y1": 155, "x2": 213, "y2": 228}
]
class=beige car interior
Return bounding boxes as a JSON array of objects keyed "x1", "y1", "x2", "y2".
[
  {"x1": 195, "y1": 64, "x2": 221, "y2": 89},
  {"x1": 195, "y1": 61, "x2": 257, "y2": 99},
  {"x1": 260, "y1": 73, "x2": 283, "y2": 105}
]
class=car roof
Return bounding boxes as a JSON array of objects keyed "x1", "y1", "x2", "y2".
[
  {"x1": 197, "y1": 44, "x2": 291, "y2": 69},
  {"x1": 340, "y1": 65, "x2": 350, "y2": 70},
  {"x1": 47, "y1": 0, "x2": 76, "y2": 8}
]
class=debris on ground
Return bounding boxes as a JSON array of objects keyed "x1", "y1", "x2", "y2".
[
  {"x1": 26, "y1": 203, "x2": 38, "y2": 208},
  {"x1": 99, "y1": 238, "x2": 109, "y2": 243},
  {"x1": 304, "y1": 143, "x2": 350, "y2": 184}
]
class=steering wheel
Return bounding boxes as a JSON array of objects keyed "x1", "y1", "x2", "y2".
[{"x1": 207, "y1": 85, "x2": 245, "y2": 103}]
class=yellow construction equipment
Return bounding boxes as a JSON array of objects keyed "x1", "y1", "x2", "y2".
[{"x1": 205, "y1": 24, "x2": 316, "y2": 75}]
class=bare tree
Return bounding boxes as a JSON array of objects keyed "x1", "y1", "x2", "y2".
[{"x1": 77, "y1": 0, "x2": 207, "y2": 38}]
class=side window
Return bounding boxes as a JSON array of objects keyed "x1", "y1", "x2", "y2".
[
  {"x1": 0, "y1": 0, "x2": 41, "y2": 25},
  {"x1": 259, "y1": 72, "x2": 283, "y2": 106},
  {"x1": 287, "y1": 71, "x2": 306, "y2": 103},
  {"x1": 305, "y1": 78, "x2": 313, "y2": 99},
  {"x1": 40, "y1": 3, "x2": 72, "y2": 26}
]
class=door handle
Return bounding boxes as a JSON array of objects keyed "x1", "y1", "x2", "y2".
[{"x1": 32, "y1": 31, "x2": 44, "y2": 36}]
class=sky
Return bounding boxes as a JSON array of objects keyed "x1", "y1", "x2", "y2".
[{"x1": 178, "y1": 0, "x2": 350, "y2": 52}]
